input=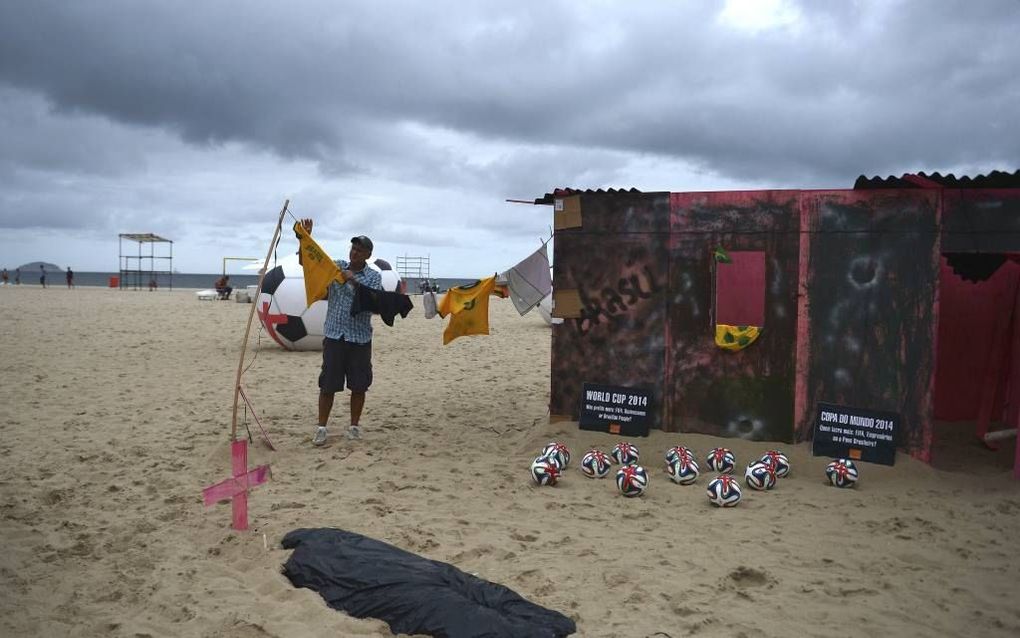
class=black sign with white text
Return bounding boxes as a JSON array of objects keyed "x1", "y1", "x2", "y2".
[
  {"x1": 812, "y1": 402, "x2": 899, "y2": 466},
  {"x1": 578, "y1": 383, "x2": 653, "y2": 437}
]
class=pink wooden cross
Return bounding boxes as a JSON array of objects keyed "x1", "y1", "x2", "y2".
[{"x1": 202, "y1": 440, "x2": 271, "y2": 530}]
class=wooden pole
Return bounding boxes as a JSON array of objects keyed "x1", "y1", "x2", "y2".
[{"x1": 231, "y1": 200, "x2": 289, "y2": 441}]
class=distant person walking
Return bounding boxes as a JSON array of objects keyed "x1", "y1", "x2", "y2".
[
  {"x1": 39, "y1": 265, "x2": 46, "y2": 288},
  {"x1": 1, "y1": 268, "x2": 8, "y2": 286},
  {"x1": 66, "y1": 267, "x2": 74, "y2": 289},
  {"x1": 14, "y1": 268, "x2": 20, "y2": 285}
]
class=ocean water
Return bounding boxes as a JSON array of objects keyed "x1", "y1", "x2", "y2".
[
  {"x1": 22, "y1": 271, "x2": 480, "y2": 293},
  {"x1": 41, "y1": 271, "x2": 264, "y2": 290}
]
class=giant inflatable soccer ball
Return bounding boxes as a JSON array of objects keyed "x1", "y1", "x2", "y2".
[
  {"x1": 256, "y1": 257, "x2": 403, "y2": 351},
  {"x1": 371, "y1": 258, "x2": 404, "y2": 294}
]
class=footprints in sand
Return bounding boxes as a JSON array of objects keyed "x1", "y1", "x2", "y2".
[
  {"x1": 864, "y1": 515, "x2": 945, "y2": 540},
  {"x1": 725, "y1": 566, "x2": 775, "y2": 590}
]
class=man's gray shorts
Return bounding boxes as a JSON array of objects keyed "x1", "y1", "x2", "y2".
[{"x1": 319, "y1": 337, "x2": 372, "y2": 393}]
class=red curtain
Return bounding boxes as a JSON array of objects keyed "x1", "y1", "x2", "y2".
[{"x1": 934, "y1": 256, "x2": 1020, "y2": 422}]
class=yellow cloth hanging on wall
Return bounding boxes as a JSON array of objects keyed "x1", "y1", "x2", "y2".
[
  {"x1": 437, "y1": 276, "x2": 497, "y2": 345},
  {"x1": 293, "y1": 221, "x2": 346, "y2": 307},
  {"x1": 715, "y1": 324, "x2": 761, "y2": 351}
]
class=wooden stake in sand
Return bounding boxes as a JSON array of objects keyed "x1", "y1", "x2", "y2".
[
  {"x1": 203, "y1": 200, "x2": 289, "y2": 530},
  {"x1": 231, "y1": 200, "x2": 290, "y2": 443}
]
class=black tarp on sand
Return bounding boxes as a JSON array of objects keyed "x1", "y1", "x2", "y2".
[{"x1": 282, "y1": 528, "x2": 576, "y2": 638}]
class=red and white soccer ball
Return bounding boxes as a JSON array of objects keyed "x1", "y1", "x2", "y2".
[
  {"x1": 760, "y1": 450, "x2": 791, "y2": 478},
  {"x1": 256, "y1": 257, "x2": 402, "y2": 351},
  {"x1": 825, "y1": 459, "x2": 859, "y2": 488},
  {"x1": 530, "y1": 456, "x2": 560, "y2": 486},
  {"x1": 744, "y1": 461, "x2": 777, "y2": 491},
  {"x1": 706, "y1": 447, "x2": 736, "y2": 474},
  {"x1": 665, "y1": 445, "x2": 695, "y2": 466},
  {"x1": 580, "y1": 450, "x2": 612, "y2": 478},
  {"x1": 666, "y1": 457, "x2": 700, "y2": 485},
  {"x1": 616, "y1": 464, "x2": 649, "y2": 497},
  {"x1": 541, "y1": 442, "x2": 571, "y2": 470},
  {"x1": 706, "y1": 475, "x2": 742, "y2": 507},
  {"x1": 611, "y1": 442, "x2": 640, "y2": 466}
]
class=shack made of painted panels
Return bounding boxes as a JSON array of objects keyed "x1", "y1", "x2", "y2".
[{"x1": 541, "y1": 171, "x2": 1020, "y2": 462}]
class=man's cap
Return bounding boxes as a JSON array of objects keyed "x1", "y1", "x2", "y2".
[{"x1": 351, "y1": 235, "x2": 374, "y2": 252}]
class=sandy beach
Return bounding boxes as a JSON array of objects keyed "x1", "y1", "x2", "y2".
[{"x1": 1, "y1": 284, "x2": 1018, "y2": 638}]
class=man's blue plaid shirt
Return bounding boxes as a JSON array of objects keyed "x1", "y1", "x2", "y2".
[{"x1": 323, "y1": 260, "x2": 382, "y2": 343}]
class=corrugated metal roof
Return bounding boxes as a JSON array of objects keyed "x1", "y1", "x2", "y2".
[
  {"x1": 532, "y1": 187, "x2": 643, "y2": 205},
  {"x1": 853, "y1": 170, "x2": 1020, "y2": 190}
]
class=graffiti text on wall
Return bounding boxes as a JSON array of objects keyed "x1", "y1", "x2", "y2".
[{"x1": 573, "y1": 265, "x2": 662, "y2": 336}]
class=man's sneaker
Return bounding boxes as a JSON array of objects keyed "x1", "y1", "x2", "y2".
[
  {"x1": 312, "y1": 426, "x2": 328, "y2": 446},
  {"x1": 346, "y1": 425, "x2": 362, "y2": 440}
]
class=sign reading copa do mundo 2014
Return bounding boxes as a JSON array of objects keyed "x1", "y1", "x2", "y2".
[
  {"x1": 579, "y1": 383, "x2": 653, "y2": 437},
  {"x1": 812, "y1": 402, "x2": 899, "y2": 466}
]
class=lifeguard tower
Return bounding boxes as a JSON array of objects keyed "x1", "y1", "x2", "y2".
[{"x1": 118, "y1": 233, "x2": 173, "y2": 290}]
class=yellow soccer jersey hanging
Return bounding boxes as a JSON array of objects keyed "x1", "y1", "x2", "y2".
[
  {"x1": 293, "y1": 221, "x2": 345, "y2": 307},
  {"x1": 437, "y1": 276, "x2": 497, "y2": 345}
]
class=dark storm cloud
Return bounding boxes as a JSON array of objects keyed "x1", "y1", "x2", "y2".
[
  {"x1": 2, "y1": 0, "x2": 1018, "y2": 187},
  {"x1": 1, "y1": 0, "x2": 1019, "y2": 271}
]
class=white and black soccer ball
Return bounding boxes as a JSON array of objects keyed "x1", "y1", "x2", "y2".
[
  {"x1": 706, "y1": 447, "x2": 736, "y2": 474},
  {"x1": 256, "y1": 264, "x2": 329, "y2": 351},
  {"x1": 665, "y1": 445, "x2": 695, "y2": 466},
  {"x1": 530, "y1": 456, "x2": 560, "y2": 486},
  {"x1": 579, "y1": 450, "x2": 612, "y2": 478},
  {"x1": 706, "y1": 475, "x2": 742, "y2": 507},
  {"x1": 666, "y1": 457, "x2": 700, "y2": 485},
  {"x1": 368, "y1": 258, "x2": 404, "y2": 294},
  {"x1": 744, "y1": 461, "x2": 777, "y2": 491},
  {"x1": 616, "y1": 464, "x2": 649, "y2": 497},
  {"x1": 825, "y1": 459, "x2": 859, "y2": 488},
  {"x1": 760, "y1": 450, "x2": 791, "y2": 478},
  {"x1": 611, "y1": 442, "x2": 640, "y2": 465},
  {"x1": 256, "y1": 256, "x2": 403, "y2": 351},
  {"x1": 541, "y1": 442, "x2": 571, "y2": 470}
]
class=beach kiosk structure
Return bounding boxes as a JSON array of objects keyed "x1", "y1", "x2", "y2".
[{"x1": 538, "y1": 171, "x2": 1020, "y2": 472}]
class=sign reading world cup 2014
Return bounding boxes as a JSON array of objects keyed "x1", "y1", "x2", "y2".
[
  {"x1": 579, "y1": 383, "x2": 653, "y2": 437},
  {"x1": 812, "y1": 402, "x2": 899, "y2": 466}
]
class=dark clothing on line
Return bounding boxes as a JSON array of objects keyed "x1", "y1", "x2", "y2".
[{"x1": 350, "y1": 286, "x2": 413, "y2": 327}]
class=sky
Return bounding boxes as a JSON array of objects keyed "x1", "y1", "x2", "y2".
[{"x1": 1, "y1": 0, "x2": 1018, "y2": 276}]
